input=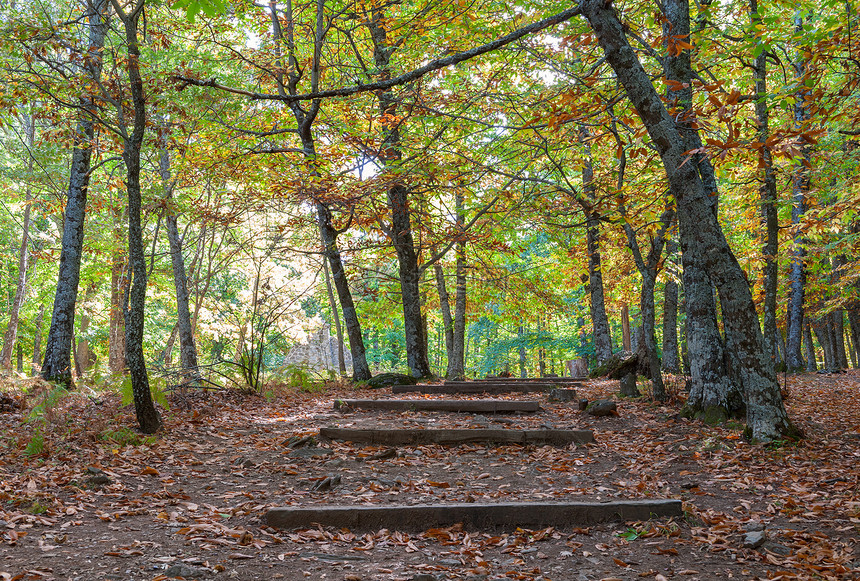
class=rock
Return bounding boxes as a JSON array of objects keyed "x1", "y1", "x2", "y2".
[
  {"x1": 619, "y1": 372, "x2": 639, "y2": 397},
  {"x1": 310, "y1": 474, "x2": 341, "y2": 491},
  {"x1": 84, "y1": 467, "x2": 111, "y2": 487},
  {"x1": 288, "y1": 446, "x2": 332, "y2": 458},
  {"x1": 365, "y1": 372, "x2": 419, "y2": 389},
  {"x1": 324, "y1": 458, "x2": 347, "y2": 468},
  {"x1": 590, "y1": 350, "x2": 639, "y2": 379},
  {"x1": 577, "y1": 398, "x2": 588, "y2": 411},
  {"x1": 761, "y1": 541, "x2": 791, "y2": 556},
  {"x1": 165, "y1": 564, "x2": 209, "y2": 578},
  {"x1": 743, "y1": 530, "x2": 767, "y2": 549},
  {"x1": 548, "y1": 388, "x2": 577, "y2": 402},
  {"x1": 585, "y1": 400, "x2": 618, "y2": 417},
  {"x1": 743, "y1": 521, "x2": 765, "y2": 532},
  {"x1": 409, "y1": 575, "x2": 440, "y2": 581}
]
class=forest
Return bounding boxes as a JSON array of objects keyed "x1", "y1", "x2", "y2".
[{"x1": 1, "y1": 0, "x2": 859, "y2": 445}]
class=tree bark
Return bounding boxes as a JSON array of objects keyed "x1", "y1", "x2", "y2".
[
  {"x1": 322, "y1": 258, "x2": 346, "y2": 374},
  {"x1": 1, "y1": 113, "x2": 36, "y2": 370},
  {"x1": 803, "y1": 320, "x2": 817, "y2": 371},
  {"x1": 159, "y1": 146, "x2": 200, "y2": 379},
  {"x1": 833, "y1": 309, "x2": 849, "y2": 369},
  {"x1": 270, "y1": 0, "x2": 371, "y2": 382},
  {"x1": 114, "y1": 0, "x2": 161, "y2": 433},
  {"x1": 582, "y1": 0, "x2": 793, "y2": 441},
  {"x1": 41, "y1": 0, "x2": 109, "y2": 386},
  {"x1": 367, "y1": 6, "x2": 431, "y2": 378},
  {"x1": 751, "y1": 0, "x2": 780, "y2": 372},
  {"x1": 108, "y1": 225, "x2": 127, "y2": 374},
  {"x1": 448, "y1": 191, "x2": 467, "y2": 380},
  {"x1": 661, "y1": 240, "x2": 681, "y2": 373},
  {"x1": 785, "y1": 15, "x2": 811, "y2": 372},
  {"x1": 580, "y1": 126, "x2": 612, "y2": 364},
  {"x1": 434, "y1": 262, "x2": 455, "y2": 375},
  {"x1": 812, "y1": 316, "x2": 835, "y2": 370},
  {"x1": 621, "y1": 303, "x2": 631, "y2": 351},
  {"x1": 31, "y1": 304, "x2": 43, "y2": 375}
]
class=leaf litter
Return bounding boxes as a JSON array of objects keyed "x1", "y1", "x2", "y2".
[{"x1": 0, "y1": 372, "x2": 857, "y2": 580}]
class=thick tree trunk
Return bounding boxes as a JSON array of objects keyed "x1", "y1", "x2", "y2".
[
  {"x1": 833, "y1": 310, "x2": 849, "y2": 369},
  {"x1": 848, "y1": 310, "x2": 860, "y2": 368},
  {"x1": 785, "y1": 16, "x2": 811, "y2": 372},
  {"x1": 116, "y1": 0, "x2": 161, "y2": 434},
  {"x1": 582, "y1": 0, "x2": 793, "y2": 441},
  {"x1": 42, "y1": 0, "x2": 108, "y2": 386},
  {"x1": 1, "y1": 113, "x2": 36, "y2": 370},
  {"x1": 661, "y1": 241, "x2": 681, "y2": 373}
]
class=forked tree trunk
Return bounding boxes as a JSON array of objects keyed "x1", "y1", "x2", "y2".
[
  {"x1": 322, "y1": 259, "x2": 346, "y2": 374},
  {"x1": 42, "y1": 0, "x2": 109, "y2": 386},
  {"x1": 581, "y1": 0, "x2": 793, "y2": 441}
]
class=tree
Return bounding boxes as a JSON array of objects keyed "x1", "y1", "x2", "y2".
[
  {"x1": 580, "y1": 0, "x2": 794, "y2": 441},
  {"x1": 40, "y1": 0, "x2": 110, "y2": 386}
]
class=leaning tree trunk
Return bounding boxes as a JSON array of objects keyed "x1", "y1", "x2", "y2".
[
  {"x1": 434, "y1": 262, "x2": 455, "y2": 375},
  {"x1": 322, "y1": 258, "x2": 346, "y2": 374},
  {"x1": 115, "y1": 0, "x2": 161, "y2": 433},
  {"x1": 0, "y1": 113, "x2": 36, "y2": 370},
  {"x1": 41, "y1": 0, "x2": 109, "y2": 386},
  {"x1": 582, "y1": 0, "x2": 793, "y2": 441}
]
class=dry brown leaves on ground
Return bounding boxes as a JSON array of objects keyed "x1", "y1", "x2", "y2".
[{"x1": 0, "y1": 372, "x2": 857, "y2": 580}]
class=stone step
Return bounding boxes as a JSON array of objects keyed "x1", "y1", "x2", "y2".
[
  {"x1": 318, "y1": 427, "x2": 593, "y2": 446},
  {"x1": 392, "y1": 383, "x2": 559, "y2": 394},
  {"x1": 332, "y1": 399, "x2": 542, "y2": 413},
  {"x1": 475, "y1": 377, "x2": 586, "y2": 382},
  {"x1": 265, "y1": 499, "x2": 683, "y2": 530}
]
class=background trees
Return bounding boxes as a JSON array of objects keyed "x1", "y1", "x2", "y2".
[{"x1": 0, "y1": 0, "x2": 858, "y2": 440}]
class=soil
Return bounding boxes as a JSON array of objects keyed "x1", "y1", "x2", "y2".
[{"x1": 1, "y1": 372, "x2": 858, "y2": 581}]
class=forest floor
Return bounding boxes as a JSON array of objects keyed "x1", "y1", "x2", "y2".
[{"x1": 0, "y1": 371, "x2": 858, "y2": 581}]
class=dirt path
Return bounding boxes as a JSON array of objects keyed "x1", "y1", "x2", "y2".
[{"x1": 1, "y1": 373, "x2": 857, "y2": 580}]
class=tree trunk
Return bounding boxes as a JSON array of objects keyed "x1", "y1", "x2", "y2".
[
  {"x1": 833, "y1": 310, "x2": 849, "y2": 369},
  {"x1": 621, "y1": 303, "x2": 631, "y2": 351},
  {"x1": 812, "y1": 317, "x2": 835, "y2": 370},
  {"x1": 108, "y1": 205, "x2": 127, "y2": 374},
  {"x1": 751, "y1": 0, "x2": 780, "y2": 371},
  {"x1": 448, "y1": 192, "x2": 467, "y2": 380},
  {"x1": 41, "y1": 0, "x2": 109, "y2": 386},
  {"x1": 1, "y1": 113, "x2": 36, "y2": 370},
  {"x1": 518, "y1": 326, "x2": 526, "y2": 378},
  {"x1": 803, "y1": 320, "x2": 817, "y2": 371},
  {"x1": 582, "y1": 0, "x2": 793, "y2": 441},
  {"x1": 115, "y1": 0, "x2": 161, "y2": 433},
  {"x1": 159, "y1": 146, "x2": 201, "y2": 380},
  {"x1": 785, "y1": 15, "x2": 811, "y2": 372},
  {"x1": 367, "y1": 7, "x2": 431, "y2": 378},
  {"x1": 434, "y1": 262, "x2": 455, "y2": 376},
  {"x1": 580, "y1": 126, "x2": 612, "y2": 364},
  {"x1": 31, "y1": 304, "x2": 43, "y2": 375},
  {"x1": 322, "y1": 258, "x2": 346, "y2": 374},
  {"x1": 661, "y1": 240, "x2": 681, "y2": 373}
]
